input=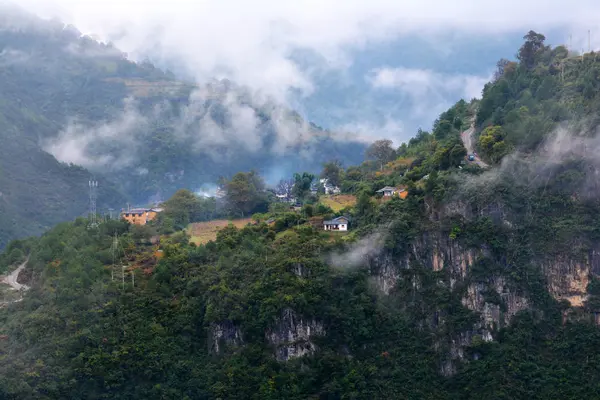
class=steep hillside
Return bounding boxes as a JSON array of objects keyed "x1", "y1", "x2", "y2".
[
  {"x1": 0, "y1": 4, "x2": 366, "y2": 247},
  {"x1": 475, "y1": 31, "x2": 600, "y2": 162},
  {"x1": 1, "y1": 33, "x2": 600, "y2": 399}
]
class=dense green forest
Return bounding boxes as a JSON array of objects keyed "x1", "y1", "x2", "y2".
[
  {"x1": 1, "y1": 31, "x2": 600, "y2": 399},
  {"x1": 0, "y1": 3, "x2": 366, "y2": 249}
]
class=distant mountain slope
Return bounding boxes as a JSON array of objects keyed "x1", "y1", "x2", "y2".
[
  {"x1": 0, "y1": 3, "x2": 366, "y2": 247},
  {"x1": 0, "y1": 137, "x2": 124, "y2": 248},
  {"x1": 0, "y1": 4, "x2": 133, "y2": 248}
]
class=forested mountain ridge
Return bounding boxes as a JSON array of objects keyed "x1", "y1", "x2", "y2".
[
  {"x1": 0, "y1": 3, "x2": 366, "y2": 249},
  {"x1": 475, "y1": 30, "x2": 600, "y2": 162},
  {"x1": 1, "y1": 31, "x2": 600, "y2": 399}
]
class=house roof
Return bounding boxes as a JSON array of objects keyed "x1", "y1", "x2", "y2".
[
  {"x1": 376, "y1": 186, "x2": 407, "y2": 193},
  {"x1": 323, "y1": 216, "x2": 349, "y2": 225},
  {"x1": 121, "y1": 207, "x2": 163, "y2": 214}
]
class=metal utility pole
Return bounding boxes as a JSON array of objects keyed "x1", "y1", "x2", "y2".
[
  {"x1": 589, "y1": 30, "x2": 591, "y2": 53},
  {"x1": 88, "y1": 180, "x2": 99, "y2": 229},
  {"x1": 111, "y1": 231, "x2": 119, "y2": 281},
  {"x1": 570, "y1": 34, "x2": 572, "y2": 52}
]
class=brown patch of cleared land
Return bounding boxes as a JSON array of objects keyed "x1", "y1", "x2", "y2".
[
  {"x1": 187, "y1": 219, "x2": 253, "y2": 245},
  {"x1": 321, "y1": 195, "x2": 357, "y2": 212}
]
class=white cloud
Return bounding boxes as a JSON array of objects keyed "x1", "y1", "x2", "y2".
[
  {"x1": 369, "y1": 67, "x2": 489, "y2": 101},
  {"x1": 173, "y1": 84, "x2": 318, "y2": 157},
  {"x1": 15, "y1": 0, "x2": 600, "y2": 103},
  {"x1": 9, "y1": 0, "x2": 600, "y2": 154},
  {"x1": 41, "y1": 84, "x2": 336, "y2": 170},
  {"x1": 367, "y1": 67, "x2": 490, "y2": 122},
  {"x1": 338, "y1": 117, "x2": 405, "y2": 146},
  {"x1": 42, "y1": 98, "x2": 148, "y2": 169}
]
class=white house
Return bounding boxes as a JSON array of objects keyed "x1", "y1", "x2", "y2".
[
  {"x1": 323, "y1": 216, "x2": 349, "y2": 231},
  {"x1": 376, "y1": 186, "x2": 398, "y2": 197}
]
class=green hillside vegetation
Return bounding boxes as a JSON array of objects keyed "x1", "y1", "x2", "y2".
[
  {"x1": 2, "y1": 32, "x2": 600, "y2": 399},
  {"x1": 476, "y1": 31, "x2": 600, "y2": 162}
]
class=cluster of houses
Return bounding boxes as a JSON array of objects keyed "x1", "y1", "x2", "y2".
[
  {"x1": 273, "y1": 178, "x2": 341, "y2": 204},
  {"x1": 119, "y1": 184, "x2": 406, "y2": 234},
  {"x1": 311, "y1": 178, "x2": 341, "y2": 195}
]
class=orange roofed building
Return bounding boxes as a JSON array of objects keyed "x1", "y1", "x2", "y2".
[{"x1": 121, "y1": 207, "x2": 163, "y2": 225}]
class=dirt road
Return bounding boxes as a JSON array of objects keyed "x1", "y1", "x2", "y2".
[
  {"x1": 460, "y1": 121, "x2": 489, "y2": 168},
  {"x1": 1, "y1": 258, "x2": 29, "y2": 291}
]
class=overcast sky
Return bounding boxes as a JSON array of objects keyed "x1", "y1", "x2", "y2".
[{"x1": 15, "y1": 0, "x2": 600, "y2": 142}]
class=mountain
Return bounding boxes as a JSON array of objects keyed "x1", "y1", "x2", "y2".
[
  {"x1": 2, "y1": 32, "x2": 600, "y2": 399},
  {"x1": 0, "y1": 6, "x2": 131, "y2": 248},
  {"x1": 0, "y1": 4, "x2": 367, "y2": 248}
]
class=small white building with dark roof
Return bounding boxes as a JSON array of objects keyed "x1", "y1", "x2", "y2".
[
  {"x1": 323, "y1": 216, "x2": 349, "y2": 231},
  {"x1": 376, "y1": 186, "x2": 406, "y2": 198}
]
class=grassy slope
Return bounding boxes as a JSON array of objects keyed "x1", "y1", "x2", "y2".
[
  {"x1": 187, "y1": 218, "x2": 253, "y2": 245},
  {"x1": 320, "y1": 195, "x2": 357, "y2": 212}
]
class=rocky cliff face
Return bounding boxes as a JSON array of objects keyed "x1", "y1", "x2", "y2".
[
  {"x1": 370, "y1": 231, "x2": 484, "y2": 294},
  {"x1": 266, "y1": 308, "x2": 325, "y2": 361},
  {"x1": 369, "y1": 227, "x2": 599, "y2": 375},
  {"x1": 208, "y1": 222, "x2": 599, "y2": 370},
  {"x1": 209, "y1": 309, "x2": 325, "y2": 361},
  {"x1": 462, "y1": 278, "x2": 529, "y2": 328},
  {"x1": 541, "y1": 254, "x2": 593, "y2": 307},
  {"x1": 209, "y1": 321, "x2": 243, "y2": 354}
]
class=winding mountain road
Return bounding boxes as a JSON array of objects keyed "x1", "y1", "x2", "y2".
[
  {"x1": 1, "y1": 258, "x2": 30, "y2": 291},
  {"x1": 460, "y1": 120, "x2": 489, "y2": 168}
]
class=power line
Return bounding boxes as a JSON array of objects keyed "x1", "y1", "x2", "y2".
[
  {"x1": 110, "y1": 231, "x2": 136, "y2": 289},
  {"x1": 88, "y1": 179, "x2": 99, "y2": 229},
  {"x1": 110, "y1": 231, "x2": 121, "y2": 282}
]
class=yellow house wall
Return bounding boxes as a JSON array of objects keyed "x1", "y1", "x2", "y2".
[
  {"x1": 121, "y1": 212, "x2": 147, "y2": 225},
  {"x1": 146, "y1": 211, "x2": 159, "y2": 222},
  {"x1": 121, "y1": 210, "x2": 161, "y2": 225}
]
